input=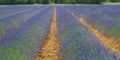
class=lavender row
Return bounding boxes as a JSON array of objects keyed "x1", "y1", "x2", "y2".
[
  {"x1": 0, "y1": 5, "x2": 40, "y2": 14},
  {"x1": 0, "y1": 6, "x2": 46, "y2": 19},
  {"x1": 0, "y1": 6, "x2": 54, "y2": 60},
  {"x1": 0, "y1": 8, "x2": 32, "y2": 19},
  {"x1": 63, "y1": 5, "x2": 120, "y2": 41},
  {"x1": 56, "y1": 7, "x2": 119, "y2": 60},
  {"x1": 0, "y1": 5, "x2": 34, "y2": 18},
  {"x1": 0, "y1": 6, "x2": 47, "y2": 39}
]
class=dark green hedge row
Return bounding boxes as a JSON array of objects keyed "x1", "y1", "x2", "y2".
[{"x1": 0, "y1": 0, "x2": 120, "y2": 5}]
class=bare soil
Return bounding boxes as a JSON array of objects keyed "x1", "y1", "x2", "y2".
[
  {"x1": 35, "y1": 8, "x2": 60, "y2": 60},
  {"x1": 78, "y1": 17, "x2": 120, "y2": 55}
]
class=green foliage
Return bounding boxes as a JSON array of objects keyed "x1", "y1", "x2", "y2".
[
  {"x1": 0, "y1": 23, "x2": 7, "y2": 37},
  {"x1": 60, "y1": 26, "x2": 82, "y2": 40},
  {"x1": 0, "y1": 0, "x2": 119, "y2": 4},
  {"x1": 0, "y1": 47, "x2": 25, "y2": 60}
]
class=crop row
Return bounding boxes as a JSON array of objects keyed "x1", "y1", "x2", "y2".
[
  {"x1": 0, "y1": 6, "x2": 48, "y2": 19},
  {"x1": 63, "y1": 5, "x2": 120, "y2": 42},
  {"x1": 0, "y1": 6, "x2": 43, "y2": 19},
  {"x1": 56, "y1": 7, "x2": 119, "y2": 60},
  {"x1": 0, "y1": 6, "x2": 54, "y2": 60},
  {"x1": 0, "y1": 6, "x2": 48, "y2": 39}
]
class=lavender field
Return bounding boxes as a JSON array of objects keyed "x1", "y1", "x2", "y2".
[{"x1": 0, "y1": 5, "x2": 120, "y2": 60}]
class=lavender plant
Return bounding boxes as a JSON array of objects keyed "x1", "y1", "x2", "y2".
[
  {"x1": 56, "y1": 7, "x2": 119, "y2": 60},
  {"x1": 0, "y1": 6, "x2": 54, "y2": 60}
]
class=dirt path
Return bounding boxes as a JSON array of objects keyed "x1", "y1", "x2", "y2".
[
  {"x1": 74, "y1": 16, "x2": 120, "y2": 55},
  {"x1": 35, "y1": 8, "x2": 60, "y2": 60},
  {"x1": 0, "y1": 34, "x2": 5, "y2": 38}
]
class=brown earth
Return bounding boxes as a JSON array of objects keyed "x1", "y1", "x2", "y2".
[
  {"x1": 0, "y1": 33, "x2": 5, "y2": 38},
  {"x1": 35, "y1": 8, "x2": 60, "y2": 60},
  {"x1": 75, "y1": 16, "x2": 120, "y2": 55}
]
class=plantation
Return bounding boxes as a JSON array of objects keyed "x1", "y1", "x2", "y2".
[{"x1": 0, "y1": 5, "x2": 120, "y2": 60}]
